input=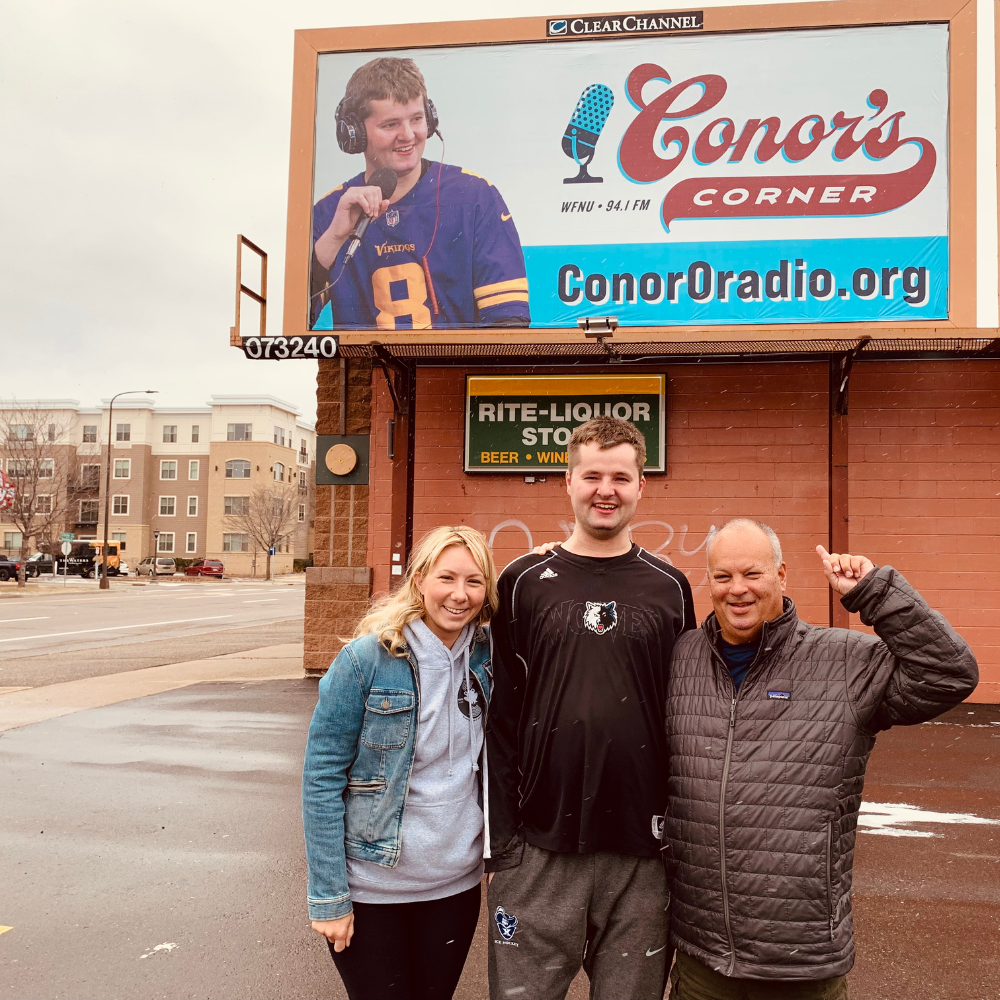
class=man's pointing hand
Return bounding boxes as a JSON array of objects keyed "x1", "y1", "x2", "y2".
[{"x1": 816, "y1": 545, "x2": 875, "y2": 596}]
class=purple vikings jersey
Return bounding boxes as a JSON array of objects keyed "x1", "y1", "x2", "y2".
[{"x1": 311, "y1": 161, "x2": 530, "y2": 330}]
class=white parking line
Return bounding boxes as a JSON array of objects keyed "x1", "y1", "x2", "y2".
[
  {"x1": 0, "y1": 617, "x2": 50, "y2": 624},
  {"x1": 0, "y1": 615, "x2": 234, "y2": 644}
]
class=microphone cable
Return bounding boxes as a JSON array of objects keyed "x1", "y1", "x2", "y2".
[{"x1": 420, "y1": 134, "x2": 446, "y2": 318}]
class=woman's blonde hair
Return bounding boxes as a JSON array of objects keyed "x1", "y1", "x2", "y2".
[{"x1": 354, "y1": 525, "x2": 498, "y2": 655}]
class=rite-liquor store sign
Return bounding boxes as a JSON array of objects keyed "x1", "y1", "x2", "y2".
[{"x1": 465, "y1": 374, "x2": 665, "y2": 473}]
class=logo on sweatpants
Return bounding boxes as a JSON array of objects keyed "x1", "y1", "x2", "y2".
[{"x1": 494, "y1": 905, "x2": 518, "y2": 941}]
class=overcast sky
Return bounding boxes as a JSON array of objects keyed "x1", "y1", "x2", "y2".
[{"x1": 1, "y1": 0, "x2": 779, "y2": 421}]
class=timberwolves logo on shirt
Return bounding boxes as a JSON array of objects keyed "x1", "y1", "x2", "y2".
[
  {"x1": 458, "y1": 677, "x2": 482, "y2": 720},
  {"x1": 583, "y1": 601, "x2": 618, "y2": 635}
]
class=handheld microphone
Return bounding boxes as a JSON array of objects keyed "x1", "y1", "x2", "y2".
[
  {"x1": 344, "y1": 167, "x2": 398, "y2": 261},
  {"x1": 562, "y1": 84, "x2": 614, "y2": 184}
]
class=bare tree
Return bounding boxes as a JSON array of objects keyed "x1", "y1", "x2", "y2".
[
  {"x1": 0, "y1": 406, "x2": 77, "y2": 587},
  {"x1": 223, "y1": 482, "x2": 298, "y2": 580}
]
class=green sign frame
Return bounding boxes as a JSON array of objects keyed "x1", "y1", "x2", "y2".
[{"x1": 464, "y1": 374, "x2": 666, "y2": 473}]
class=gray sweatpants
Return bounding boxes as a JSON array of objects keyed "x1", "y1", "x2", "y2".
[{"x1": 487, "y1": 842, "x2": 672, "y2": 1000}]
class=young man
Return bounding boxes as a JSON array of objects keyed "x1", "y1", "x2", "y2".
[
  {"x1": 665, "y1": 519, "x2": 978, "y2": 998},
  {"x1": 311, "y1": 57, "x2": 530, "y2": 330},
  {"x1": 485, "y1": 416, "x2": 695, "y2": 1000}
]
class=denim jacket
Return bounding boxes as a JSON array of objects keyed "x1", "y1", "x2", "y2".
[{"x1": 302, "y1": 629, "x2": 492, "y2": 920}]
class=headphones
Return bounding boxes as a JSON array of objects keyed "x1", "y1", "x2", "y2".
[{"x1": 335, "y1": 97, "x2": 441, "y2": 155}]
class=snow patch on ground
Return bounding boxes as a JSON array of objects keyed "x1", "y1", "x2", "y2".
[{"x1": 859, "y1": 801, "x2": 1000, "y2": 838}]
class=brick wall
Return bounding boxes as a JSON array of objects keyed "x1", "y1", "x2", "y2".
[
  {"x1": 341, "y1": 358, "x2": 999, "y2": 701},
  {"x1": 368, "y1": 363, "x2": 832, "y2": 629},
  {"x1": 849, "y1": 361, "x2": 1000, "y2": 702},
  {"x1": 304, "y1": 359, "x2": 374, "y2": 675}
]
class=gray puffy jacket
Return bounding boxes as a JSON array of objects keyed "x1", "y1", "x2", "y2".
[{"x1": 665, "y1": 566, "x2": 978, "y2": 980}]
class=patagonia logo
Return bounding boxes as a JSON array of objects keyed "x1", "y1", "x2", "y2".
[{"x1": 768, "y1": 690, "x2": 791, "y2": 700}]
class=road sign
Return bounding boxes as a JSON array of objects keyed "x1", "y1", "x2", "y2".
[
  {"x1": 61, "y1": 541, "x2": 72, "y2": 556},
  {"x1": 60, "y1": 532, "x2": 75, "y2": 542}
]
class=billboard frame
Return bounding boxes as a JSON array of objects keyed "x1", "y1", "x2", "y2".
[{"x1": 282, "y1": 1, "x2": 993, "y2": 347}]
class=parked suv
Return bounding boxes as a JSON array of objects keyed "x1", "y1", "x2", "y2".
[
  {"x1": 137, "y1": 556, "x2": 176, "y2": 577},
  {"x1": 184, "y1": 559, "x2": 224, "y2": 579}
]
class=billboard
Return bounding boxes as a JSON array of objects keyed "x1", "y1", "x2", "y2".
[{"x1": 307, "y1": 22, "x2": 948, "y2": 332}]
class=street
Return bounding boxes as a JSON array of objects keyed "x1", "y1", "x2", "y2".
[
  {"x1": 0, "y1": 675, "x2": 996, "y2": 1000},
  {"x1": 0, "y1": 579, "x2": 305, "y2": 689}
]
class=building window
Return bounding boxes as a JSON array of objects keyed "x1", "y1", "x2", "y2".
[
  {"x1": 225, "y1": 459, "x2": 250, "y2": 479},
  {"x1": 273, "y1": 462, "x2": 284, "y2": 482},
  {"x1": 191, "y1": 425, "x2": 200, "y2": 443},
  {"x1": 224, "y1": 495, "x2": 250, "y2": 516},
  {"x1": 80, "y1": 463, "x2": 100, "y2": 487},
  {"x1": 6, "y1": 459, "x2": 28, "y2": 477},
  {"x1": 160, "y1": 460, "x2": 177, "y2": 480},
  {"x1": 298, "y1": 504, "x2": 305, "y2": 523},
  {"x1": 299, "y1": 439, "x2": 309, "y2": 464},
  {"x1": 83, "y1": 425, "x2": 98, "y2": 443},
  {"x1": 227, "y1": 423, "x2": 252, "y2": 442},
  {"x1": 38, "y1": 459, "x2": 55, "y2": 479},
  {"x1": 157, "y1": 532, "x2": 175, "y2": 553},
  {"x1": 274, "y1": 426, "x2": 285, "y2": 446},
  {"x1": 162, "y1": 425, "x2": 177, "y2": 443},
  {"x1": 188, "y1": 459, "x2": 199, "y2": 480},
  {"x1": 186, "y1": 532, "x2": 197, "y2": 553},
  {"x1": 223, "y1": 533, "x2": 249, "y2": 552},
  {"x1": 36, "y1": 495, "x2": 52, "y2": 514},
  {"x1": 116, "y1": 423, "x2": 131, "y2": 442},
  {"x1": 112, "y1": 495, "x2": 129, "y2": 516},
  {"x1": 47, "y1": 424, "x2": 56, "y2": 442},
  {"x1": 79, "y1": 500, "x2": 99, "y2": 523},
  {"x1": 187, "y1": 496, "x2": 198, "y2": 516},
  {"x1": 114, "y1": 459, "x2": 131, "y2": 479},
  {"x1": 111, "y1": 532, "x2": 127, "y2": 551},
  {"x1": 10, "y1": 424, "x2": 33, "y2": 441},
  {"x1": 299, "y1": 470, "x2": 307, "y2": 490},
  {"x1": 159, "y1": 496, "x2": 176, "y2": 516},
  {"x1": 3, "y1": 531, "x2": 23, "y2": 550}
]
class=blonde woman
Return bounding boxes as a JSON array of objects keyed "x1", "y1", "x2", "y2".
[{"x1": 302, "y1": 526, "x2": 497, "y2": 1000}]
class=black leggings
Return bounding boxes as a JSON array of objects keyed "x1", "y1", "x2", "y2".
[{"x1": 328, "y1": 883, "x2": 481, "y2": 999}]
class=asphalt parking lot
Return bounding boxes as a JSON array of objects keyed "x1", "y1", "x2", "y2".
[{"x1": 0, "y1": 680, "x2": 996, "y2": 1000}]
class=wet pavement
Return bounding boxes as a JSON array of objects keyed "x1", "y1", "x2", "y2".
[{"x1": 0, "y1": 681, "x2": 996, "y2": 999}]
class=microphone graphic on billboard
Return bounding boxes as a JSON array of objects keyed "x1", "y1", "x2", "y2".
[{"x1": 562, "y1": 84, "x2": 614, "y2": 184}]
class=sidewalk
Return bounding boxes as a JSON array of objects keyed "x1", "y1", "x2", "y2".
[{"x1": 0, "y1": 642, "x2": 304, "y2": 732}]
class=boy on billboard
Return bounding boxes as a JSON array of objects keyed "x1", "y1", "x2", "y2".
[{"x1": 311, "y1": 57, "x2": 530, "y2": 331}]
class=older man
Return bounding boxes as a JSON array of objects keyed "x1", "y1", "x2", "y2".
[{"x1": 665, "y1": 518, "x2": 978, "y2": 1000}]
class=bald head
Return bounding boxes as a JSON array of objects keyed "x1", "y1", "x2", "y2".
[
  {"x1": 706, "y1": 519, "x2": 783, "y2": 570},
  {"x1": 706, "y1": 519, "x2": 787, "y2": 644}
]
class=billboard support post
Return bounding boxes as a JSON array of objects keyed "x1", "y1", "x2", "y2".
[{"x1": 230, "y1": 234, "x2": 268, "y2": 347}]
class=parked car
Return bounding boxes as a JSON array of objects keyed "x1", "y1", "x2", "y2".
[
  {"x1": 137, "y1": 556, "x2": 176, "y2": 577},
  {"x1": 25, "y1": 552, "x2": 55, "y2": 577},
  {"x1": 0, "y1": 556, "x2": 23, "y2": 582},
  {"x1": 184, "y1": 558, "x2": 224, "y2": 579}
]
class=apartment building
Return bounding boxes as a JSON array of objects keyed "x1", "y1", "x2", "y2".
[{"x1": 1, "y1": 395, "x2": 315, "y2": 575}]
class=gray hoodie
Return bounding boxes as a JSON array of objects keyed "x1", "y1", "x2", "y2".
[{"x1": 346, "y1": 620, "x2": 485, "y2": 903}]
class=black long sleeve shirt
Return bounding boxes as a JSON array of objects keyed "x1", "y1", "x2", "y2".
[{"x1": 485, "y1": 544, "x2": 695, "y2": 868}]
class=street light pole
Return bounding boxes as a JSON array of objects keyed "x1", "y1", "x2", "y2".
[{"x1": 100, "y1": 389, "x2": 157, "y2": 591}]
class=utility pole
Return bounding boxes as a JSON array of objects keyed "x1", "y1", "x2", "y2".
[{"x1": 100, "y1": 389, "x2": 157, "y2": 590}]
